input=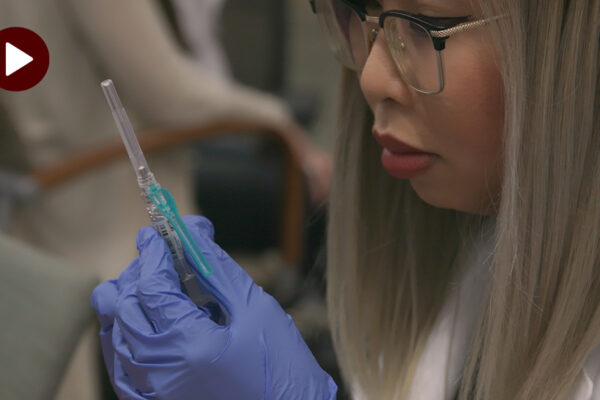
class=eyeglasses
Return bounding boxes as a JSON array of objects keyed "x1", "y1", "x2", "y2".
[{"x1": 309, "y1": 0, "x2": 504, "y2": 94}]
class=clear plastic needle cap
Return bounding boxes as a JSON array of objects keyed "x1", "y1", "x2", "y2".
[{"x1": 100, "y1": 79, "x2": 150, "y2": 182}]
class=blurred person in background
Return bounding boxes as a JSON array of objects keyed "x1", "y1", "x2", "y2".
[{"x1": 0, "y1": 0, "x2": 331, "y2": 398}]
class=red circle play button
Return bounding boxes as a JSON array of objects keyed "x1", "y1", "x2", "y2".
[{"x1": 0, "y1": 27, "x2": 50, "y2": 92}]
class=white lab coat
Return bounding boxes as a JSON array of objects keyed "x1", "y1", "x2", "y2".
[{"x1": 353, "y1": 216, "x2": 600, "y2": 400}]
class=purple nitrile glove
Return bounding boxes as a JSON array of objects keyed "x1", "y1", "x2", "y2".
[{"x1": 91, "y1": 215, "x2": 337, "y2": 400}]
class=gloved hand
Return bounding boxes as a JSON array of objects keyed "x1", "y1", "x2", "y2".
[{"x1": 91, "y1": 215, "x2": 337, "y2": 400}]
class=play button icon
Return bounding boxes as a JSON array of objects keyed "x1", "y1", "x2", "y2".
[
  {"x1": 0, "y1": 27, "x2": 49, "y2": 91},
  {"x1": 6, "y1": 43, "x2": 34, "y2": 77}
]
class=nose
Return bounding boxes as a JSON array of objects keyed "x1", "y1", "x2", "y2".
[{"x1": 359, "y1": 22, "x2": 414, "y2": 110}]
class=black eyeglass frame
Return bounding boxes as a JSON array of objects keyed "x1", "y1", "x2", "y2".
[
  {"x1": 309, "y1": 0, "x2": 505, "y2": 94},
  {"x1": 310, "y1": 0, "x2": 472, "y2": 50}
]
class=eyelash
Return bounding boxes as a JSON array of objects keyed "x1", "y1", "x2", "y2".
[
  {"x1": 416, "y1": 13, "x2": 453, "y2": 21},
  {"x1": 412, "y1": 12, "x2": 473, "y2": 29}
]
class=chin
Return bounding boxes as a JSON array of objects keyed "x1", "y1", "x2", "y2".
[{"x1": 410, "y1": 181, "x2": 497, "y2": 215}]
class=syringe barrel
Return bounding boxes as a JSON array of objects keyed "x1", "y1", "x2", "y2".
[{"x1": 141, "y1": 190, "x2": 220, "y2": 315}]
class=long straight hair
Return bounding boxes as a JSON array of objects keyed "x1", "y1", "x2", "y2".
[{"x1": 326, "y1": 0, "x2": 600, "y2": 398}]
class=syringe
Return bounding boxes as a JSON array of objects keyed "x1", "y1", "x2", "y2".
[{"x1": 100, "y1": 79, "x2": 226, "y2": 325}]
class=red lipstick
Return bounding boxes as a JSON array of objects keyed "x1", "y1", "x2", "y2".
[{"x1": 372, "y1": 130, "x2": 437, "y2": 179}]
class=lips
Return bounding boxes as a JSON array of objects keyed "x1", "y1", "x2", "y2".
[
  {"x1": 372, "y1": 129, "x2": 434, "y2": 155},
  {"x1": 372, "y1": 129, "x2": 437, "y2": 179}
]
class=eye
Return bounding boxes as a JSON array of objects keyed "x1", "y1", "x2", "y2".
[
  {"x1": 416, "y1": 13, "x2": 441, "y2": 19},
  {"x1": 408, "y1": 21, "x2": 428, "y2": 36}
]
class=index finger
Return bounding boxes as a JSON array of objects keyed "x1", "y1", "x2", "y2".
[{"x1": 135, "y1": 226, "x2": 214, "y2": 332}]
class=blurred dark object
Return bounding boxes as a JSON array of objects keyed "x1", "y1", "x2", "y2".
[
  {"x1": 192, "y1": 134, "x2": 327, "y2": 276},
  {"x1": 157, "y1": 0, "x2": 191, "y2": 53},
  {"x1": 220, "y1": 0, "x2": 320, "y2": 126},
  {"x1": 220, "y1": 0, "x2": 285, "y2": 93},
  {"x1": 0, "y1": 107, "x2": 30, "y2": 172},
  {"x1": 0, "y1": 170, "x2": 38, "y2": 232},
  {"x1": 0, "y1": 106, "x2": 38, "y2": 232},
  {"x1": 192, "y1": 135, "x2": 285, "y2": 251}
]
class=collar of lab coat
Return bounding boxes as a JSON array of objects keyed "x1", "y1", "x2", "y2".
[{"x1": 403, "y1": 215, "x2": 600, "y2": 400}]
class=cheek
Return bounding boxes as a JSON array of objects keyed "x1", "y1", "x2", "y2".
[
  {"x1": 442, "y1": 58, "x2": 504, "y2": 158},
  {"x1": 441, "y1": 35, "x2": 504, "y2": 138},
  {"x1": 417, "y1": 40, "x2": 504, "y2": 213}
]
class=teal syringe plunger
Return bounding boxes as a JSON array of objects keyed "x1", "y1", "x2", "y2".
[{"x1": 100, "y1": 79, "x2": 226, "y2": 325}]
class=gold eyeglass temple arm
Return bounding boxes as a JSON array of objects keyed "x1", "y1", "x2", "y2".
[{"x1": 430, "y1": 14, "x2": 507, "y2": 38}]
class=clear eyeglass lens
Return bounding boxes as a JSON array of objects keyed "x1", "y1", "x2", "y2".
[
  {"x1": 384, "y1": 17, "x2": 441, "y2": 93},
  {"x1": 314, "y1": 0, "x2": 368, "y2": 70},
  {"x1": 314, "y1": 0, "x2": 442, "y2": 93}
]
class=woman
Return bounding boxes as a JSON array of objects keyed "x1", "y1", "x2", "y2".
[{"x1": 91, "y1": 0, "x2": 600, "y2": 398}]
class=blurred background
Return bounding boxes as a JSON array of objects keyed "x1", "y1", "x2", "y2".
[{"x1": 0, "y1": 0, "x2": 348, "y2": 398}]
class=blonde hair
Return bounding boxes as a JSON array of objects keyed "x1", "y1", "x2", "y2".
[{"x1": 326, "y1": 0, "x2": 600, "y2": 398}]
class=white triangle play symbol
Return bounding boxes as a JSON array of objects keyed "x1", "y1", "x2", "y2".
[{"x1": 5, "y1": 42, "x2": 34, "y2": 77}]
